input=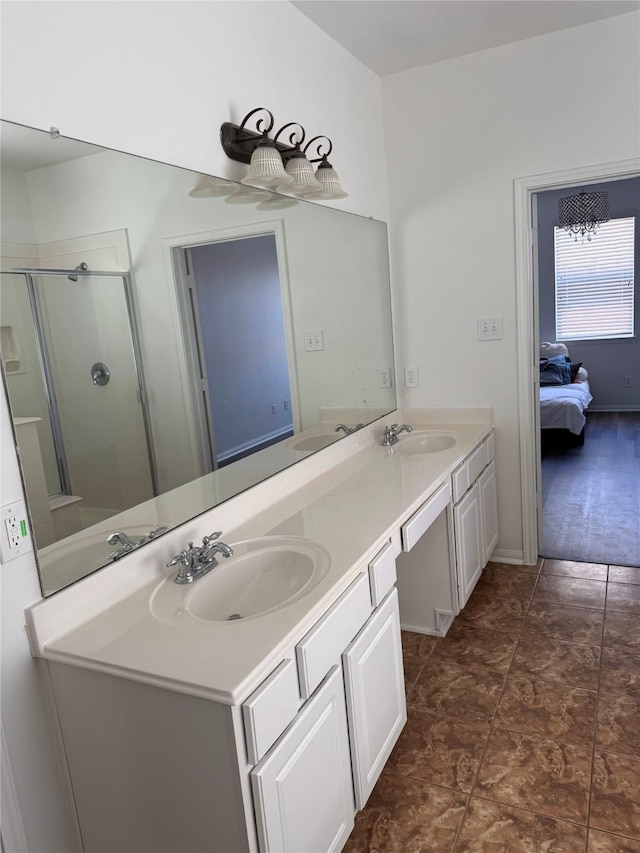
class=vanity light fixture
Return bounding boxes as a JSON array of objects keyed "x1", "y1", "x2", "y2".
[
  {"x1": 189, "y1": 174, "x2": 238, "y2": 198},
  {"x1": 558, "y1": 188, "x2": 610, "y2": 242},
  {"x1": 221, "y1": 108, "x2": 348, "y2": 200}
]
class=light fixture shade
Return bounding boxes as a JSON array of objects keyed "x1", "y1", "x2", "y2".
[
  {"x1": 241, "y1": 138, "x2": 293, "y2": 189},
  {"x1": 304, "y1": 157, "x2": 348, "y2": 200},
  {"x1": 256, "y1": 194, "x2": 299, "y2": 211},
  {"x1": 558, "y1": 190, "x2": 609, "y2": 240},
  {"x1": 225, "y1": 185, "x2": 271, "y2": 205},
  {"x1": 284, "y1": 152, "x2": 322, "y2": 196},
  {"x1": 189, "y1": 174, "x2": 236, "y2": 198}
]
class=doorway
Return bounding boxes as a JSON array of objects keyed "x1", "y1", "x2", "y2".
[
  {"x1": 514, "y1": 157, "x2": 640, "y2": 566},
  {"x1": 171, "y1": 224, "x2": 299, "y2": 473}
]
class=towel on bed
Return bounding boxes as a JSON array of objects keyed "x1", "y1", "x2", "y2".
[{"x1": 540, "y1": 354, "x2": 572, "y2": 386}]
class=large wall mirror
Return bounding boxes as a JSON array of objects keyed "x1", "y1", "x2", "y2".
[{"x1": 0, "y1": 120, "x2": 396, "y2": 596}]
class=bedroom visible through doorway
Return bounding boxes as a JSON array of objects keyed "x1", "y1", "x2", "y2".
[{"x1": 534, "y1": 177, "x2": 640, "y2": 568}]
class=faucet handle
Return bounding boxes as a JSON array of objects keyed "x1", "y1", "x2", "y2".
[{"x1": 202, "y1": 531, "x2": 222, "y2": 547}]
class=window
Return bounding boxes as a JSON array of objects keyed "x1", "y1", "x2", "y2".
[{"x1": 554, "y1": 216, "x2": 635, "y2": 341}]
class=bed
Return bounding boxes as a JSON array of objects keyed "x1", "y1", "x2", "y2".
[{"x1": 539, "y1": 342, "x2": 592, "y2": 446}]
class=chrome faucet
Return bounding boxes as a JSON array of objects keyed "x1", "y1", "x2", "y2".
[
  {"x1": 167, "y1": 532, "x2": 234, "y2": 585},
  {"x1": 107, "y1": 526, "x2": 169, "y2": 561},
  {"x1": 380, "y1": 423, "x2": 413, "y2": 446},
  {"x1": 334, "y1": 423, "x2": 365, "y2": 435}
]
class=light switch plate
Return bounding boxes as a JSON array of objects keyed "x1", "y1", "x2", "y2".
[
  {"x1": 304, "y1": 330, "x2": 324, "y2": 351},
  {"x1": 477, "y1": 317, "x2": 503, "y2": 340},
  {"x1": 1, "y1": 499, "x2": 33, "y2": 561}
]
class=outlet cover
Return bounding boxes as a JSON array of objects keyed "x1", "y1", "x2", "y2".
[
  {"x1": 404, "y1": 366, "x2": 419, "y2": 388},
  {"x1": 377, "y1": 368, "x2": 393, "y2": 389},
  {"x1": 1, "y1": 499, "x2": 33, "y2": 561}
]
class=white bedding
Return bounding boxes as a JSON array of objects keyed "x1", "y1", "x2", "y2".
[{"x1": 540, "y1": 380, "x2": 593, "y2": 435}]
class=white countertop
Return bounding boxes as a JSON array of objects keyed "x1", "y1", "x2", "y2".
[{"x1": 26, "y1": 411, "x2": 492, "y2": 706}]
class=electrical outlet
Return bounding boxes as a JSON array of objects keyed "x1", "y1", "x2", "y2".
[
  {"x1": 377, "y1": 368, "x2": 393, "y2": 389},
  {"x1": 624, "y1": 376, "x2": 632, "y2": 388},
  {"x1": 284, "y1": 399, "x2": 289, "y2": 410},
  {"x1": 477, "y1": 316, "x2": 503, "y2": 341},
  {"x1": 404, "y1": 366, "x2": 419, "y2": 388},
  {"x1": 1, "y1": 500, "x2": 33, "y2": 562},
  {"x1": 271, "y1": 403, "x2": 277, "y2": 414},
  {"x1": 304, "y1": 330, "x2": 324, "y2": 351}
]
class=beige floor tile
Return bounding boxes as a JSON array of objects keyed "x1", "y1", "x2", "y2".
[
  {"x1": 596, "y1": 693, "x2": 640, "y2": 759},
  {"x1": 533, "y1": 575, "x2": 607, "y2": 610},
  {"x1": 456, "y1": 593, "x2": 528, "y2": 634},
  {"x1": 588, "y1": 829, "x2": 640, "y2": 852},
  {"x1": 409, "y1": 659, "x2": 505, "y2": 725},
  {"x1": 524, "y1": 602, "x2": 604, "y2": 646},
  {"x1": 512, "y1": 632, "x2": 601, "y2": 690},
  {"x1": 454, "y1": 797, "x2": 587, "y2": 852},
  {"x1": 473, "y1": 729, "x2": 592, "y2": 823},
  {"x1": 387, "y1": 706, "x2": 490, "y2": 793},
  {"x1": 495, "y1": 674, "x2": 597, "y2": 748},
  {"x1": 430, "y1": 621, "x2": 518, "y2": 672},
  {"x1": 607, "y1": 583, "x2": 640, "y2": 616},
  {"x1": 591, "y1": 751, "x2": 640, "y2": 840},
  {"x1": 609, "y1": 567, "x2": 640, "y2": 587},
  {"x1": 600, "y1": 648, "x2": 640, "y2": 700},
  {"x1": 343, "y1": 770, "x2": 466, "y2": 853},
  {"x1": 543, "y1": 559, "x2": 609, "y2": 581},
  {"x1": 603, "y1": 612, "x2": 640, "y2": 654}
]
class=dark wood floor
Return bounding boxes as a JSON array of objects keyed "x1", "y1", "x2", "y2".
[{"x1": 540, "y1": 412, "x2": 640, "y2": 568}]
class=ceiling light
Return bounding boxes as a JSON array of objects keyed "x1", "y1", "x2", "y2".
[{"x1": 558, "y1": 189, "x2": 610, "y2": 242}]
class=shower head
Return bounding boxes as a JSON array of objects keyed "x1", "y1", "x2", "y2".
[{"x1": 68, "y1": 262, "x2": 88, "y2": 282}]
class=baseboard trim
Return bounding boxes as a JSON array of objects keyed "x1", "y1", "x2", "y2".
[
  {"x1": 589, "y1": 406, "x2": 640, "y2": 413},
  {"x1": 490, "y1": 548, "x2": 527, "y2": 566}
]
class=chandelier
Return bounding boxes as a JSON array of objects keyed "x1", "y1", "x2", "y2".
[{"x1": 558, "y1": 189, "x2": 610, "y2": 242}]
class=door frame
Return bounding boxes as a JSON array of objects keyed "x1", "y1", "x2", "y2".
[
  {"x1": 514, "y1": 157, "x2": 640, "y2": 565},
  {"x1": 166, "y1": 220, "x2": 302, "y2": 475}
]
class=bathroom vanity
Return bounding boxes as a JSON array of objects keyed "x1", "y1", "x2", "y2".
[{"x1": 26, "y1": 409, "x2": 497, "y2": 853}]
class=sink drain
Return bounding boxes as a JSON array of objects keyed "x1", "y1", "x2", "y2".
[{"x1": 227, "y1": 613, "x2": 242, "y2": 621}]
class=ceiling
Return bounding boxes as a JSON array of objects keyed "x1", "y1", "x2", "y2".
[
  {"x1": 1, "y1": 122, "x2": 105, "y2": 171},
  {"x1": 291, "y1": 0, "x2": 640, "y2": 76}
]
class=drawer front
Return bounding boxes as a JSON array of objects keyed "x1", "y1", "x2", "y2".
[
  {"x1": 368, "y1": 533, "x2": 401, "y2": 607},
  {"x1": 452, "y1": 462, "x2": 469, "y2": 503},
  {"x1": 466, "y1": 441, "x2": 489, "y2": 486},
  {"x1": 243, "y1": 658, "x2": 301, "y2": 765},
  {"x1": 296, "y1": 573, "x2": 372, "y2": 700},
  {"x1": 401, "y1": 481, "x2": 451, "y2": 552}
]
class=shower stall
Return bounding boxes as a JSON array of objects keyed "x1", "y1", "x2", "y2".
[{"x1": 0, "y1": 266, "x2": 157, "y2": 544}]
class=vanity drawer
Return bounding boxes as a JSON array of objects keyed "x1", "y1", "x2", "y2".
[
  {"x1": 296, "y1": 573, "x2": 372, "y2": 700},
  {"x1": 452, "y1": 441, "x2": 489, "y2": 503},
  {"x1": 485, "y1": 431, "x2": 495, "y2": 464},
  {"x1": 401, "y1": 482, "x2": 451, "y2": 552},
  {"x1": 243, "y1": 658, "x2": 301, "y2": 765},
  {"x1": 368, "y1": 533, "x2": 401, "y2": 607}
]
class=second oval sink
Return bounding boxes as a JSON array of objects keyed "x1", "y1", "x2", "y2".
[
  {"x1": 292, "y1": 434, "x2": 339, "y2": 452},
  {"x1": 395, "y1": 431, "x2": 457, "y2": 454},
  {"x1": 151, "y1": 536, "x2": 331, "y2": 624}
]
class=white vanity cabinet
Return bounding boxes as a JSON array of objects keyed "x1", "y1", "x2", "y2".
[
  {"x1": 46, "y1": 541, "x2": 407, "y2": 853},
  {"x1": 452, "y1": 431, "x2": 498, "y2": 609}
]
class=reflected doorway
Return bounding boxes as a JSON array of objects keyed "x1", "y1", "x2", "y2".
[{"x1": 174, "y1": 230, "x2": 298, "y2": 471}]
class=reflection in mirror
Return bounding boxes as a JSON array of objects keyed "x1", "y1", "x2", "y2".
[{"x1": 0, "y1": 120, "x2": 396, "y2": 596}]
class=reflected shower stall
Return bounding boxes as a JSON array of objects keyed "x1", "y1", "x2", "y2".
[{"x1": 0, "y1": 266, "x2": 156, "y2": 548}]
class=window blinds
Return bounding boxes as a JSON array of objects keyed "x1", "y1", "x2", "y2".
[{"x1": 554, "y1": 216, "x2": 635, "y2": 341}]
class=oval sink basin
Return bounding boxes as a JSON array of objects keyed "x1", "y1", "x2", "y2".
[
  {"x1": 395, "y1": 431, "x2": 457, "y2": 454},
  {"x1": 292, "y1": 434, "x2": 339, "y2": 452},
  {"x1": 151, "y1": 536, "x2": 331, "y2": 624}
]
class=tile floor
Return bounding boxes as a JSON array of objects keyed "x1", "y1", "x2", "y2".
[{"x1": 343, "y1": 559, "x2": 640, "y2": 853}]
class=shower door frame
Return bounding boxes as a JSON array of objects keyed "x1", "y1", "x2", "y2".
[{"x1": 1, "y1": 266, "x2": 159, "y2": 499}]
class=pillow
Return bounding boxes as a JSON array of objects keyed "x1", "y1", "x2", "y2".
[
  {"x1": 540, "y1": 354, "x2": 572, "y2": 386},
  {"x1": 540, "y1": 341, "x2": 569, "y2": 359},
  {"x1": 569, "y1": 362, "x2": 583, "y2": 382},
  {"x1": 575, "y1": 366, "x2": 588, "y2": 382}
]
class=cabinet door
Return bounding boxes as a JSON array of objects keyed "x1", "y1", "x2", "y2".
[
  {"x1": 251, "y1": 666, "x2": 354, "y2": 853},
  {"x1": 479, "y1": 460, "x2": 498, "y2": 565},
  {"x1": 454, "y1": 480, "x2": 483, "y2": 609},
  {"x1": 343, "y1": 588, "x2": 407, "y2": 809}
]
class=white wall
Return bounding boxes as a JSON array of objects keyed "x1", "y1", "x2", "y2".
[
  {"x1": 382, "y1": 12, "x2": 640, "y2": 561},
  {"x1": 0, "y1": 2, "x2": 388, "y2": 849}
]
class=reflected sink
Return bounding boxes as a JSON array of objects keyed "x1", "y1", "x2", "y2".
[
  {"x1": 292, "y1": 434, "x2": 339, "y2": 452},
  {"x1": 395, "y1": 431, "x2": 457, "y2": 454},
  {"x1": 151, "y1": 536, "x2": 331, "y2": 624}
]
